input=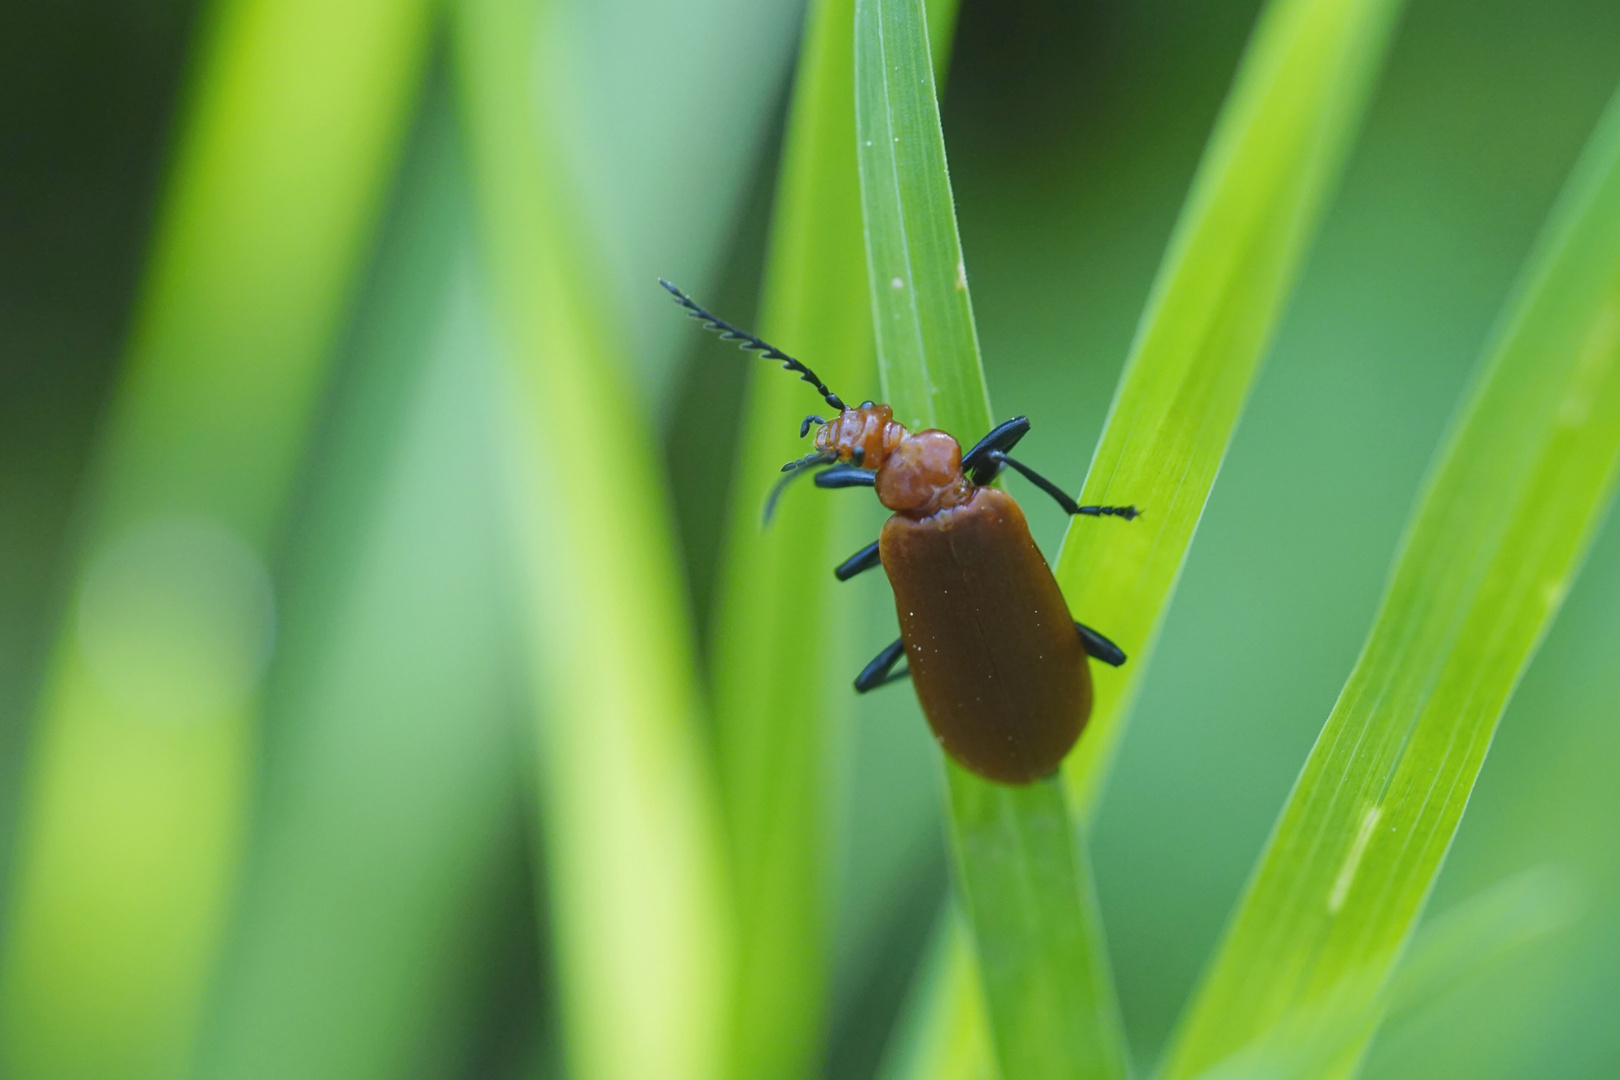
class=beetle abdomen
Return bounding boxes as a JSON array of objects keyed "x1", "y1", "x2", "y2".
[{"x1": 879, "y1": 487, "x2": 1091, "y2": 784}]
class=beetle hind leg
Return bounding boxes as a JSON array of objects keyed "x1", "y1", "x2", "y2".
[
  {"x1": 1076, "y1": 622, "x2": 1127, "y2": 667},
  {"x1": 855, "y1": 637, "x2": 909, "y2": 692},
  {"x1": 987, "y1": 450, "x2": 1140, "y2": 520}
]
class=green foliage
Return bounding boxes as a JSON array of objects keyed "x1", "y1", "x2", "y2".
[
  {"x1": 882, "y1": 0, "x2": 1405, "y2": 1072},
  {"x1": 10, "y1": 3, "x2": 1620, "y2": 1080},
  {"x1": 854, "y1": 0, "x2": 1127, "y2": 1077},
  {"x1": 1160, "y1": 81, "x2": 1620, "y2": 1080},
  {"x1": 1056, "y1": 0, "x2": 1409, "y2": 820},
  {"x1": 708, "y1": 1, "x2": 967, "y2": 1076},
  {"x1": 707, "y1": 0, "x2": 877, "y2": 1076},
  {"x1": 194, "y1": 92, "x2": 528, "y2": 1080},
  {"x1": 0, "y1": 0, "x2": 433, "y2": 1074},
  {"x1": 454, "y1": 1, "x2": 731, "y2": 1079}
]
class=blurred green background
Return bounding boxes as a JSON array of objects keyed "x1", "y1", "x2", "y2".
[{"x1": 3, "y1": 0, "x2": 1619, "y2": 1078}]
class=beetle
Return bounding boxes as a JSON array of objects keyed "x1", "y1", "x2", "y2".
[{"x1": 663, "y1": 279, "x2": 1137, "y2": 785}]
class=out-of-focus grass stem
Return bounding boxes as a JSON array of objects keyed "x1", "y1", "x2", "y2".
[
  {"x1": 0, "y1": 0, "x2": 432, "y2": 1076},
  {"x1": 453, "y1": 1, "x2": 733, "y2": 1078}
]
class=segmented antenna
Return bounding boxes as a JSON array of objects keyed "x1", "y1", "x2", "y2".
[
  {"x1": 660, "y1": 279, "x2": 847, "y2": 412},
  {"x1": 763, "y1": 451, "x2": 836, "y2": 525}
]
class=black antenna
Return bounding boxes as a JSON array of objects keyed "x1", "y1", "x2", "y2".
[
  {"x1": 763, "y1": 451, "x2": 836, "y2": 525},
  {"x1": 660, "y1": 279, "x2": 847, "y2": 412}
]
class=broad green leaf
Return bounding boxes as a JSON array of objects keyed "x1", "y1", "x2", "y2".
[
  {"x1": 0, "y1": 0, "x2": 432, "y2": 1074},
  {"x1": 454, "y1": 1, "x2": 732, "y2": 1079},
  {"x1": 855, "y1": 1, "x2": 1128, "y2": 1077},
  {"x1": 1161, "y1": 80, "x2": 1620, "y2": 1080},
  {"x1": 1057, "y1": 0, "x2": 1409, "y2": 820}
]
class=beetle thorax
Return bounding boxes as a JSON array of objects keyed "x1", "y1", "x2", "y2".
[
  {"x1": 814, "y1": 403, "x2": 906, "y2": 469},
  {"x1": 814, "y1": 405, "x2": 972, "y2": 518},
  {"x1": 874, "y1": 429, "x2": 973, "y2": 516}
]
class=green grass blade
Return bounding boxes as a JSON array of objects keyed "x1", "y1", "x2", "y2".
[
  {"x1": 856, "y1": 0, "x2": 989, "y2": 439},
  {"x1": 883, "y1": 0, "x2": 1406, "y2": 1074},
  {"x1": 1382, "y1": 865, "x2": 1579, "y2": 1022},
  {"x1": 706, "y1": 0, "x2": 876, "y2": 1077},
  {"x1": 944, "y1": 775, "x2": 1130, "y2": 1080},
  {"x1": 708, "y1": 0, "x2": 959, "y2": 1074},
  {"x1": 1056, "y1": 0, "x2": 1408, "y2": 820},
  {"x1": 855, "y1": 1, "x2": 1127, "y2": 1077},
  {"x1": 194, "y1": 93, "x2": 530, "y2": 1080},
  {"x1": 882, "y1": 926, "x2": 993, "y2": 1080},
  {"x1": 454, "y1": 1, "x2": 732, "y2": 1079},
  {"x1": 1174, "y1": 867, "x2": 1580, "y2": 1080},
  {"x1": 0, "y1": 0, "x2": 432, "y2": 1074},
  {"x1": 877, "y1": 908, "x2": 995, "y2": 1080},
  {"x1": 1160, "y1": 81, "x2": 1620, "y2": 1080}
]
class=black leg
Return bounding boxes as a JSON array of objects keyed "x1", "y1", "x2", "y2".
[
  {"x1": 855, "y1": 637, "x2": 910, "y2": 692},
  {"x1": 1076, "y1": 622, "x2": 1126, "y2": 667},
  {"x1": 987, "y1": 451, "x2": 1139, "y2": 520},
  {"x1": 834, "y1": 540, "x2": 882, "y2": 581},
  {"x1": 963, "y1": 416, "x2": 1031, "y2": 484},
  {"x1": 815, "y1": 464, "x2": 876, "y2": 489}
]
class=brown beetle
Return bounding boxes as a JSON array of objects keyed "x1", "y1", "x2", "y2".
[{"x1": 664, "y1": 281, "x2": 1136, "y2": 785}]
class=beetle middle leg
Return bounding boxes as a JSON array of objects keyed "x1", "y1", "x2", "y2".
[
  {"x1": 855, "y1": 636, "x2": 909, "y2": 691},
  {"x1": 1075, "y1": 622, "x2": 1127, "y2": 667},
  {"x1": 834, "y1": 539, "x2": 882, "y2": 581}
]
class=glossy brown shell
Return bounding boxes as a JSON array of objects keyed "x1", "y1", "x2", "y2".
[{"x1": 879, "y1": 486, "x2": 1091, "y2": 784}]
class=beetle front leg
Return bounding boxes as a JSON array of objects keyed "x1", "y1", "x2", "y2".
[
  {"x1": 1075, "y1": 622, "x2": 1127, "y2": 667},
  {"x1": 855, "y1": 636, "x2": 909, "y2": 692},
  {"x1": 814, "y1": 464, "x2": 876, "y2": 489}
]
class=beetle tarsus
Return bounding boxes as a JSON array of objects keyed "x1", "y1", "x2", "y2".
[
  {"x1": 986, "y1": 450, "x2": 1140, "y2": 522},
  {"x1": 855, "y1": 637, "x2": 909, "y2": 692},
  {"x1": 834, "y1": 540, "x2": 882, "y2": 580},
  {"x1": 1075, "y1": 622, "x2": 1127, "y2": 667}
]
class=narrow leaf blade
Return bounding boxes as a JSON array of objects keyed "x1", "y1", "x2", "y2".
[
  {"x1": 1162, "y1": 80, "x2": 1620, "y2": 1080},
  {"x1": 854, "y1": 1, "x2": 1127, "y2": 1077},
  {"x1": 885, "y1": 0, "x2": 1407, "y2": 1074},
  {"x1": 1056, "y1": 0, "x2": 1409, "y2": 819},
  {"x1": 856, "y1": 0, "x2": 990, "y2": 440},
  {"x1": 707, "y1": 0, "x2": 877, "y2": 1077},
  {"x1": 454, "y1": 1, "x2": 733, "y2": 1078},
  {"x1": 0, "y1": 0, "x2": 433, "y2": 1073}
]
